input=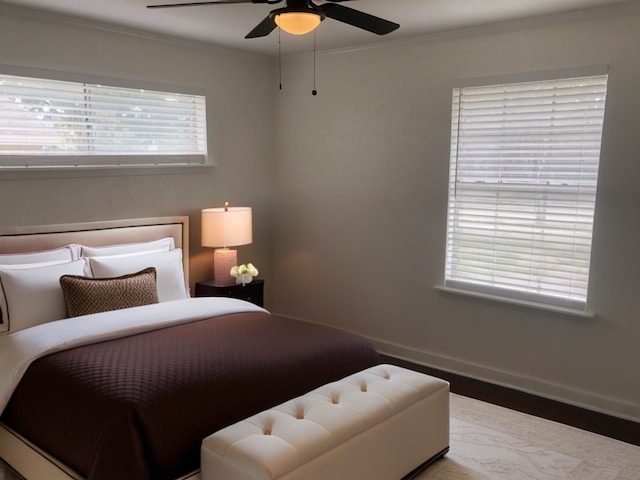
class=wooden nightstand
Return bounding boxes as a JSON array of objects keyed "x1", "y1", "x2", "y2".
[{"x1": 194, "y1": 279, "x2": 264, "y2": 307}]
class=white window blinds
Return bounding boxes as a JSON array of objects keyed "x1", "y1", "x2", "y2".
[
  {"x1": 0, "y1": 72, "x2": 207, "y2": 169},
  {"x1": 445, "y1": 74, "x2": 608, "y2": 311}
]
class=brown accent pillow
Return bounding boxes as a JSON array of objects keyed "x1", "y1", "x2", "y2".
[{"x1": 60, "y1": 267, "x2": 159, "y2": 318}]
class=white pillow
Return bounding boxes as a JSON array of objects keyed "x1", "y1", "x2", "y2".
[
  {"x1": 80, "y1": 237, "x2": 174, "y2": 258},
  {"x1": 0, "y1": 259, "x2": 87, "y2": 334},
  {"x1": 0, "y1": 260, "x2": 71, "y2": 270},
  {"x1": 0, "y1": 260, "x2": 73, "y2": 326},
  {"x1": 0, "y1": 248, "x2": 78, "y2": 332},
  {"x1": 89, "y1": 249, "x2": 187, "y2": 302},
  {"x1": 0, "y1": 244, "x2": 78, "y2": 265}
]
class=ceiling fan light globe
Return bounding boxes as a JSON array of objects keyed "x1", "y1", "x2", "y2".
[{"x1": 275, "y1": 12, "x2": 321, "y2": 35}]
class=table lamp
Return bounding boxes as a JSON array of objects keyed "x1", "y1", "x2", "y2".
[{"x1": 201, "y1": 203, "x2": 252, "y2": 286}]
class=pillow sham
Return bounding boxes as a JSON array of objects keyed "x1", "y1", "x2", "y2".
[
  {"x1": 80, "y1": 237, "x2": 174, "y2": 259},
  {"x1": 0, "y1": 250, "x2": 77, "y2": 330},
  {"x1": 60, "y1": 267, "x2": 159, "y2": 318},
  {"x1": 0, "y1": 259, "x2": 87, "y2": 334},
  {"x1": 0, "y1": 244, "x2": 77, "y2": 265},
  {"x1": 89, "y1": 249, "x2": 187, "y2": 302}
]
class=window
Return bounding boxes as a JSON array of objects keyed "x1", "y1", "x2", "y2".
[
  {"x1": 0, "y1": 70, "x2": 207, "y2": 169},
  {"x1": 444, "y1": 72, "x2": 608, "y2": 312}
]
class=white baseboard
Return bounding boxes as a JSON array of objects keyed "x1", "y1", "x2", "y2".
[{"x1": 368, "y1": 336, "x2": 640, "y2": 423}]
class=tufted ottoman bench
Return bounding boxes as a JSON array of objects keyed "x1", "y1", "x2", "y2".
[{"x1": 201, "y1": 364, "x2": 449, "y2": 480}]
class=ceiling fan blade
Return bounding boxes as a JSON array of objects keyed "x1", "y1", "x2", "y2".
[
  {"x1": 147, "y1": 0, "x2": 265, "y2": 9},
  {"x1": 245, "y1": 15, "x2": 278, "y2": 38},
  {"x1": 322, "y1": 3, "x2": 399, "y2": 35}
]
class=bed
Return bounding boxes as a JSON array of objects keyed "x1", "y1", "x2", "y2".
[{"x1": 0, "y1": 217, "x2": 380, "y2": 480}]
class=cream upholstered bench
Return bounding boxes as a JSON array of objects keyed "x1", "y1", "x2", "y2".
[{"x1": 201, "y1": 364, "x2": 449, "y2": 480}]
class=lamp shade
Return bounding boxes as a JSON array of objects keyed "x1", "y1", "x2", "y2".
[
  {"x1": 201, "y1": 206, "x2": 252, "y2": 248},
  {"x1": 275, "y1": 12, "x2": 322, "y2": 35}
]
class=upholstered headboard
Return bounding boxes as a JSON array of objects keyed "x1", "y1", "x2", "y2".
[{"x1": 0, "y1": 216, "x2": 190, "y2": 283}]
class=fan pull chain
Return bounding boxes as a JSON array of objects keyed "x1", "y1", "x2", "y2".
[
  {"x1": 312, "y1": 30, "x2": 318, "y2": 96},
  {"x1": 278, "y1": 28, "x2": 282, "y2": 90}
]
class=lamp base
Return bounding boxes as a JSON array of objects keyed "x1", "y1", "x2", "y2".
[{"x1": 213, "y1": 248, "x2": 237, "y2": 286}]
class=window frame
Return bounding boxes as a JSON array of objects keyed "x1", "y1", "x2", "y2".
[
  {"x1": 0, "y1": 65, "x2": 210, "y2": 174},
  {"x1": 441, "y1": 66, "x2": 609, "y2": 316}
]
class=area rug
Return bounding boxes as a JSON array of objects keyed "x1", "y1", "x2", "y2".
[{"x1": 416, "y1": 394, "x2": 640, "y2": 480}]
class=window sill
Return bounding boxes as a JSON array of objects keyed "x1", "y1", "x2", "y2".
[
  {"x1": 434, "y1": 285, "x2": 595, "y2": 320},
  {"x1": 0, "y1": 163, "x2": 213, "y2": 180}
]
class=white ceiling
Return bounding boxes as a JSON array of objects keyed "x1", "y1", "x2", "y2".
[{"x1": 3, "y1": 0, "x2": 633, "y2": 55}]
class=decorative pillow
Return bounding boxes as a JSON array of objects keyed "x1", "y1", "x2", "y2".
[
  {"x1": 60, "y1": 267, "x2": 159, "y2": 318},
  {"x1": 0, "y1": 259, "x2": 87, "y2": 334},
  {"x1": 80, "y1": 237, "x2": 174, "y2": 259},
  {"x1": 0, "y1": 244, "x2": 78, "y2": 265},
  {"x1": 89, "y1": 249, "x2": 188, "y2": 302}
]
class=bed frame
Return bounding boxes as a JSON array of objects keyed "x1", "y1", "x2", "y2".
[
  {"x1": 0, "y1": 216, "x2": 198, "y2": 480},
  {"x1": 0, "y1": 216, "x2": 189, "y2": 282}
]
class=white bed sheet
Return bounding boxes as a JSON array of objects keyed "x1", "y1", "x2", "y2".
[{"x1": 0, "y1": 297, "x2": 267, "y2": 414}]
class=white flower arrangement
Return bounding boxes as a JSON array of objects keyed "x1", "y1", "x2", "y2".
[{"x1": 230, "y1": 263, "x2": 259, "y2": 285}]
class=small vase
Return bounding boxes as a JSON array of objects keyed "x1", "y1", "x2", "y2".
[{"x1": 235, "y1": 274, "x2": 253, "y2": 286}]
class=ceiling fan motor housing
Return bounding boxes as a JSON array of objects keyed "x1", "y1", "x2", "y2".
[{"x1": 270, "y1": 1, "x2": 327, "y2": 22}]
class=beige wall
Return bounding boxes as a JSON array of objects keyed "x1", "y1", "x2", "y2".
[
  {"x1": 0, "y1": 6, "x2": 275, "y2": 296},
  {"x1": 1, "y1": 2, "x2": 639, "y2": 422},
  {"x1": 272, "y1": 2, "x2": 640, "y2": 421}
]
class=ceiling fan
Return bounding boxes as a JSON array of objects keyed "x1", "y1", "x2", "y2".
[{"x1": 146, "y1": 0, "x2": 400, "y2": 39}]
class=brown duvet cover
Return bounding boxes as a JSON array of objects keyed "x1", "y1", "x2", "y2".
[{"x1": 1, "y1": 311, "x2": 379, "y2": 480}]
